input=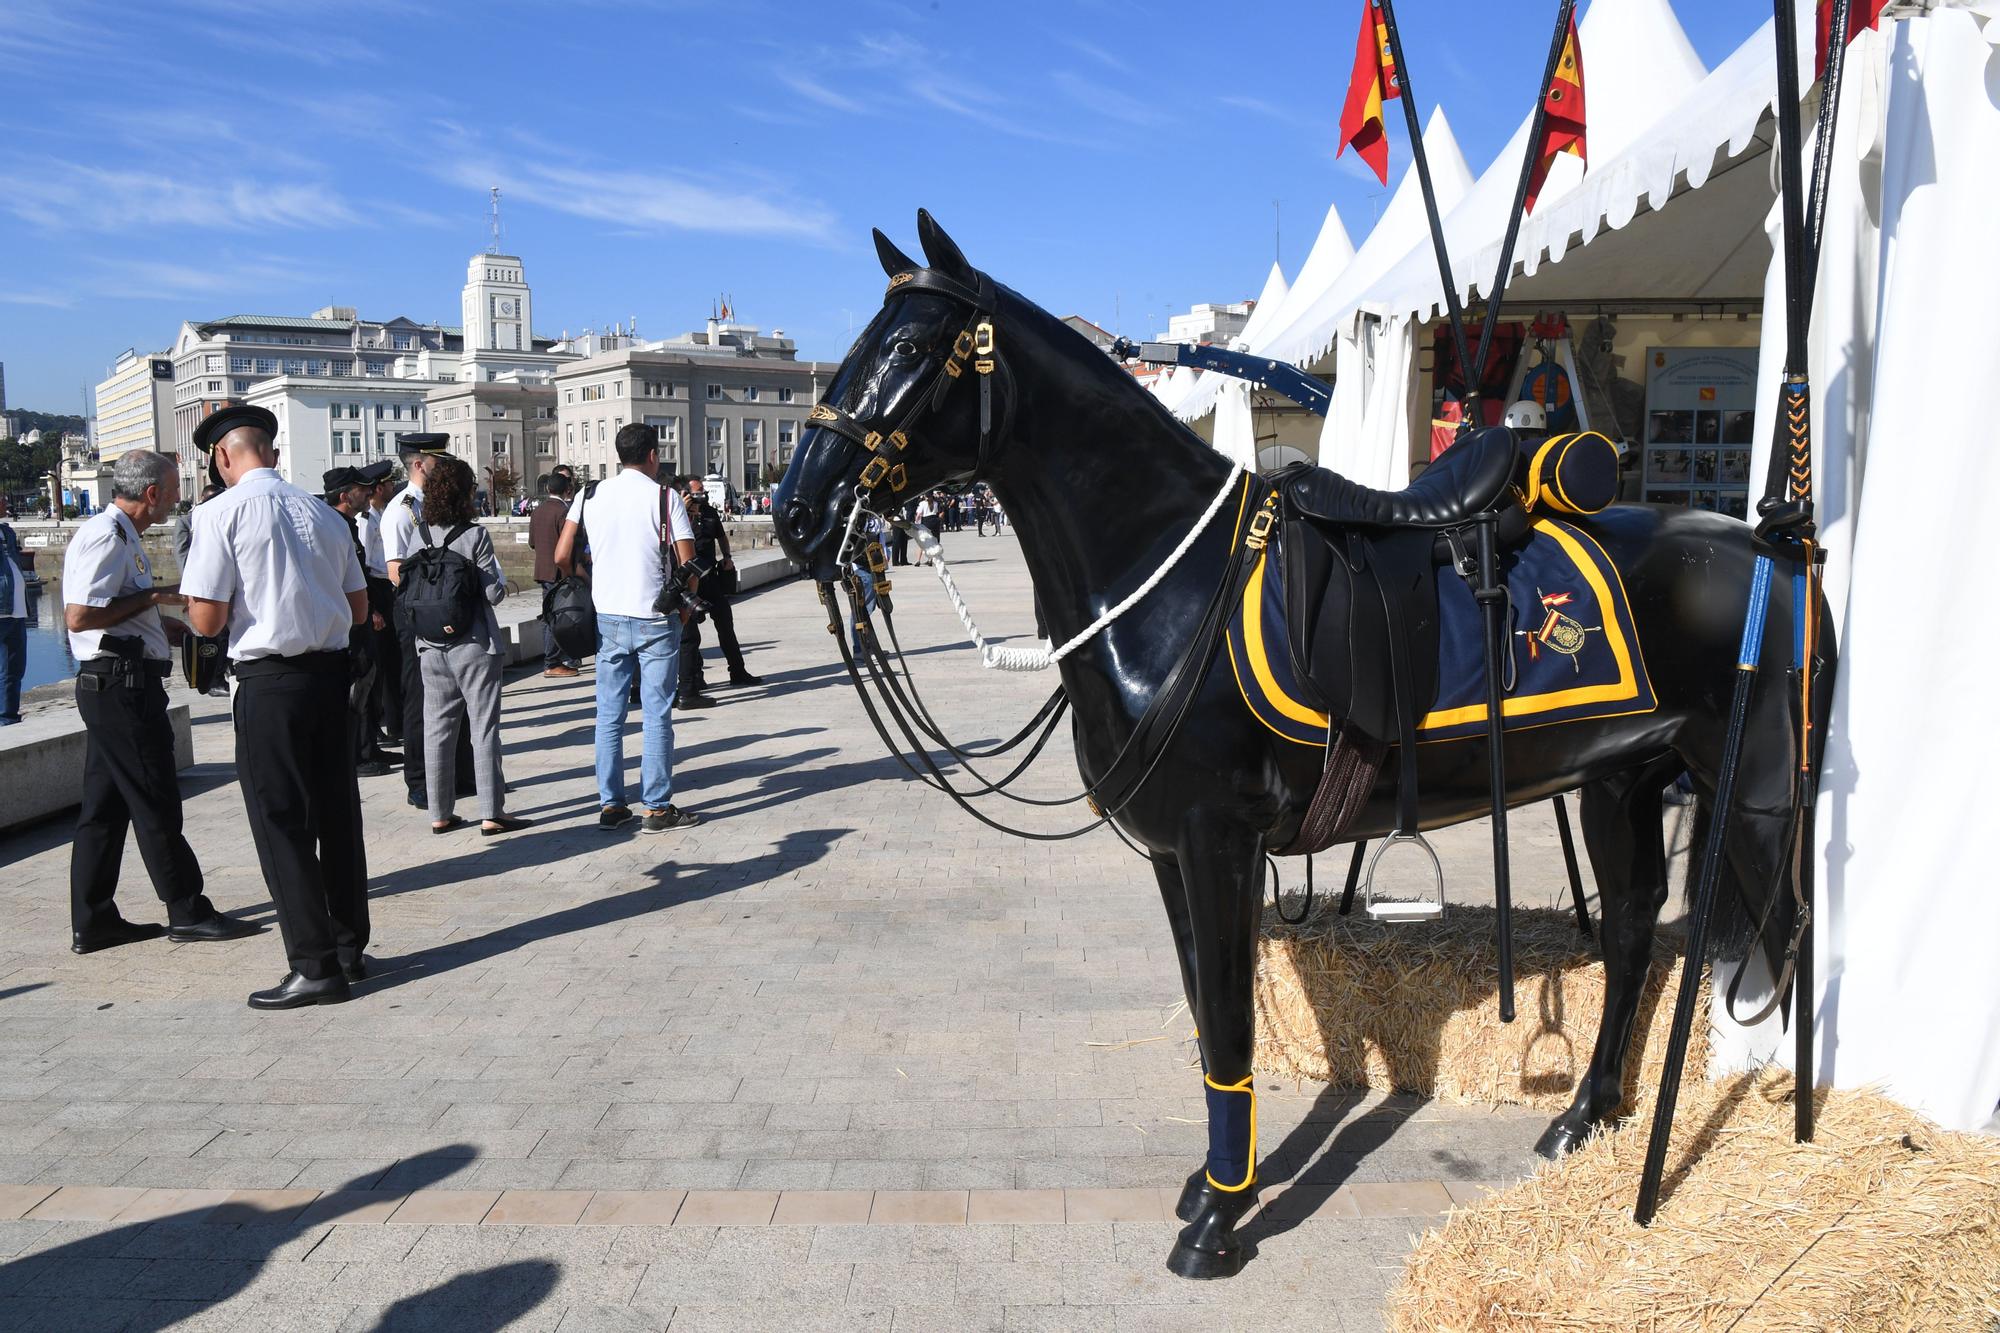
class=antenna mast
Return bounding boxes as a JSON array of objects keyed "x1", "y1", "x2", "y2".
[{"x1": 487, "y1": 187, "x2": 503, "y2": 254}]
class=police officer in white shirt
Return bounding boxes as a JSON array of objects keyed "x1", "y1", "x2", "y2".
[
  {"x1": 554, "y1": 423, "x2": 701, "y2": 834},
  {"x1": 382, "y1": 435, "x2": 474, "y2": 810},
  {"x1": 181, "y1": 403, "x2": 372, "y2": 1010},
  {"x1": 63, "y1": 451, "x2": 258, "y2": 956}
]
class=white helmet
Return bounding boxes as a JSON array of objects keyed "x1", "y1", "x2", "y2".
[{"x1": 1504, "y1": 399, "x2": 1546, "y2": 431}]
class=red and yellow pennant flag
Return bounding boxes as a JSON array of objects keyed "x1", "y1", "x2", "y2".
[
  {"x1": 1524, "y1": 10, "x2": 1586, "y2": 214},
  {"x1": 1816, "y1": 0, "x2": 1888, "y2": 77},
  {"x1": 1337, "y1": 0, "x2": 1399, "y2": 186}
]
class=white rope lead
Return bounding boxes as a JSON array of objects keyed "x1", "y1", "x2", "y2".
[{"x1": 910, "y1": 468, "x2": 1248, "y2": 672}]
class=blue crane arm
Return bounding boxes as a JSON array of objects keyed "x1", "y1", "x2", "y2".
[{"x1": 1120, "y1": 340, "x2": 1333, "y2": 418}]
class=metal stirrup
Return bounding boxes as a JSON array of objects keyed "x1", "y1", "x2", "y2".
[{"x1": 1362, "y1": 830, "x2": 1446, "y2": 922}]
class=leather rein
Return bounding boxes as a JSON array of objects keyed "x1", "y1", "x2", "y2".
[{"x1": 807, "y1": 263, "x2": 1271, "y2": 843}]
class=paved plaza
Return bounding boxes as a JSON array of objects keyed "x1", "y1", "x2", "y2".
[{"x1": 0, "y1": 532, "x2": 1610, "y2": 1331}]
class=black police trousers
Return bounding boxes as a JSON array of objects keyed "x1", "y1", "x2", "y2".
[
  {"x1": 71, "y1": 671, "x2": 211, "y2": 934},
  {"x1": 234, "y1": 657, "x2": 368, "y2": 981},
  {"x1": 398, "y1": 617, "x2": 473, "y2": 801},
  {"x1": 679, "y1": 592, "x2": 746, "y2": 695}
]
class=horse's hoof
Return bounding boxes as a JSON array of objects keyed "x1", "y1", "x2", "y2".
[
  {"x1": 1167, "y1": 1231, "x2": 1249, "y2": 1280},
  {"x1": 1174, "y1": 1169, "x2": 1208, "y2": 1223},
  {"x1": 1534, "y1": 1118, "x2": 1590, "y2": 1159}
]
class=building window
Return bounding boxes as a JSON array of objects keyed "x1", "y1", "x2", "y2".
[
  {"x1": 391, "y1": 333, "x2": 412, "y2": 350},
  {"x1": 706, "y1": 383, "x2": 722, "y2": 401},
  {"x1": 307, "y1": 360, "x2": 328, "y2": 375},
  {"x1": 655, "y1": 418, "x2": 680, "y2": 446},
  {"x1": 255, "y1": 358, "x2": 278, "y2": 374},
  {"x1": 564, "y1": 389, "x2": 574, "y2": 403},
  {"x1": 566, "y1": 426, "x2": 574, "y2": 447},
  {"x1": 205, "y1": 354, "x2": 222, "y2": 371},
  {"x1": 744, "y1": 386, "x2": 759, "y2": 402},
  {"x1": 705, "y1": 418, "x2": 725, "y2": 449},
  {"x1": 284, "y1": 359, "x2": 304, "y2": 375},
  {"x1": 536, "y1": 435, "x2": 553, "y2": 456},
  {"x1": 229, "y1": 356, "x2": 252, "y2": 373},
  {"x1": 779, "y1": 387, "x2": 795, "y2": 404},
  {"x1": 233, "y1": 380, "x2": 249, "y2": 394},
  {"x1": 206, "y1": 379, "x2": 222, "y2": 392},
  {"x1": 332, "y1": 359, "x2": 352, "y2": 377},
  {"x1": 613, "y1": 383, "x2": 623, "y2": 397},
  {"x1": 597, "y1": 422, "x2": 607, "y2": 443},
  {"x1": 492, "y1": 433, "x2": 510, "y2": 456},
  {"x1": 366, "y1": 362, "x2": 385, "y2": 376},
  {"x1": 778, "y1": 420, "x2": 796, "y2": 447},
  {"x1": 581, "y1": 384, "x2": 605, "y2": 402}
]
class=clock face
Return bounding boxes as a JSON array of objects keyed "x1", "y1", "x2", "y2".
[{"x1": 497, "y1": 299, "x2": 515, "y2": 316}]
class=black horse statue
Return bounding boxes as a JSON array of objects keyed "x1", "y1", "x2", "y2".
[{"x1": 774, "y1": 212, "x2": 1828, "y2": 1279}]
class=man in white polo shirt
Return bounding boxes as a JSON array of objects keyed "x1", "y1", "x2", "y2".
[{"x1": 554, "y1": 423, "x2": 700, "y2": 834}]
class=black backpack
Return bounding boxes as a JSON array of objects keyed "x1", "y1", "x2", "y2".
[
  {"x1": 400, "y1": 522, "x2": 483, "y2": 642},
  {"x1": 542, "y1": 575, "x2": 599, "y2": 659}
]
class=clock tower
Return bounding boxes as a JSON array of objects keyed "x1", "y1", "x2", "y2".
[{"x1": 462, "y1": 253, "x2": 532, "y2": 356}]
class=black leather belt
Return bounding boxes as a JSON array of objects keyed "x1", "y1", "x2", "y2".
[
  {"x1": 79, "y1": 658, "x2": 171, "y2": 680},
  {"x1": 232, "y1": 650, "x2": 349, "y2": 679}
]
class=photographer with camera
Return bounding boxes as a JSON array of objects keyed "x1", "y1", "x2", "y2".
[
  {"x1": 676, "y1": 475, "x2": 760, "y2": 708},
  {"x1": 554, "y1": 423, "x2": 702, "y2": 834}
]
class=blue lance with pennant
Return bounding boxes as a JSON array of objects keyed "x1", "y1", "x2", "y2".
[{"x1": 1225, "y1": 517, "x2": 1656, "y2": 747}]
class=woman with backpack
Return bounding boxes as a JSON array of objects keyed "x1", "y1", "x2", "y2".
[{"x1": 408, "y1": 457, "x2": 529, "y2": 836}]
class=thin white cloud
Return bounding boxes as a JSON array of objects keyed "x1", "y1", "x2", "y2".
[
  {"x1": 1059, "y1": 37, "x2": 1135, "y2": 76},
  {"x1": 1049, "y1": 70, "x2": 1165, "y2": 129},
  {"x1": 0, "y1": 290, "x2": 75, "y2": 308},
  {"x1": 0, "y1": 161, "x2": 359, "y2": 233},
  {"x1": 434, "y1": 151, "x2": 834, "y2": 243},
  {"x1": 89, "y1": 255, "x2": 319, "y2": 301},
  {"x1": 776, "y1": 69, "x2": 869, "y2": 115}
]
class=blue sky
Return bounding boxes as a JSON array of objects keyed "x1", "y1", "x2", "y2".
[{"x1": 0, "y1": 0, "x2": 1764, "y2": 411}]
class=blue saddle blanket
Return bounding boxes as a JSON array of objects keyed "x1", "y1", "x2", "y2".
[{"x1": 1224, "y1": 517, "x2": 1657, "y2": 747}]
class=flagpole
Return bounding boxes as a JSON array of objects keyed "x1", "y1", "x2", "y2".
[
  {"x1": 1465, "y1": 0, "x2": 1579, "y2": 415},
  {"x1": 1374, "y1": 0, "x2": 1476, "y2": 397}
]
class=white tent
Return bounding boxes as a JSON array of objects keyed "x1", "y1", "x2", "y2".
[
  {"x1": 1209, "y1": 259, "x2": 1291, "y2": 469},
  {"x1": 1365, "y1": 0, "x2": 1711, "y2": 327},
  {"x1": 1716, "y1": 6, "x2": 2000, "y2": 1133},
  {"x1": 1174, "y1": 108, "x2": 1474, "y2": 428}
]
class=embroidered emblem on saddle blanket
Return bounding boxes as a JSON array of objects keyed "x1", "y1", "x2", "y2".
[{"x1": 1225, "y1": 517, "x2": 1657, "y2": 747}]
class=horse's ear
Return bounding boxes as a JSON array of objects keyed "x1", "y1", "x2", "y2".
[
  {"x1": 873, "y1": 228, "x2": 917, "y2": 277},
  {"x1": 916, "y1": 209, "x2": 972, "y2": 279}
]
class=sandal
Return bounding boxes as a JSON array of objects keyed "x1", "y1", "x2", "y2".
[
  {"x1": 431, "y1": 816, "x2": 467, "y2": 834},
  {"x1": 481, "y1": 815, "x2": 533, "y2": 836}
]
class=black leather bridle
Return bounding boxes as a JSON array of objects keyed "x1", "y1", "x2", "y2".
[{"x1": 803, "y1": 265, "x2": 1009, "y2": 537}]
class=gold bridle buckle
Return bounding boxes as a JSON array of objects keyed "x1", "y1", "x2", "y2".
[
  {"x1": 974, "y1": 321, "x2": 995, "y2": 356},
  {"x1": 1245, "y1": 507, "x2": 1277, "y2": 551},
  {"x1": 858, "y1": 455, "x2": 889, "y2": 489}
]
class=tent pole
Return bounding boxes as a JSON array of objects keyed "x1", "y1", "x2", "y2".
[
  {"x1": 1374, "y1": 0, "x2": 1476, "y2": 394},
  {"x1": 1466, "y1": 0, "x2": 1579, "y2": 416}
]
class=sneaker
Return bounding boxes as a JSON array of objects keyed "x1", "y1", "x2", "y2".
[
  {"x1": 641, "y1": 805, "x2": 700, "y2": 834},
  {"x1": 599, "y1": 804, "x2": 634, "y2": 831}
]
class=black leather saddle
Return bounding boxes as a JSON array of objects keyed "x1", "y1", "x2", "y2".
[
  {"x1": 1269, "y1": 428, "x2": 1526, "y2": 756},
  {"x1": 1285, "y1": 426, "x2": 1518, "y2": 530}
]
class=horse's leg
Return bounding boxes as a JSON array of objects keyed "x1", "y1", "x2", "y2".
[
  {"x1": 1149, "y1": 853, "x2": 1225, "y2": 1224},
  {"x1": 1165, "y1": 818, "x2": 1265, "y2": 1281},
  {"x1": 1535, "y1": 757, "x2": 1680, "y2": 1158}
]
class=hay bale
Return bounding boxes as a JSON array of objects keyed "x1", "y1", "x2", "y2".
[
  {"x1": 1387, "y1": 1071, "x2": 2000, "y2": 1331},
  {"x1": 1254, "y1": 906, "x2": 1708, "y2": 1112}
]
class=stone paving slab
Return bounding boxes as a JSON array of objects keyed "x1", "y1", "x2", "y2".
[{"x1": 0, "y1": 532, "x2": 1628, "y2": 1329}]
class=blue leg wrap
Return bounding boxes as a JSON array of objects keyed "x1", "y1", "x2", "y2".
[{"x1": 1204, "y1": 1074, "x2": 1256, "y2": 1193}]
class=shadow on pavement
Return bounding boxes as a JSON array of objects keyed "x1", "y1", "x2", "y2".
[
  {"x1": 1235, "y1": 1088, "x2": 1423, "y2": 1251},
  {"x1": 0, "y1": 1148, "x2": 478, "y2": 1332},
  {"x1": 363, "y1": 1259, "x2": 562, "y2": 1332},
  {"x1": 354, "y1": 826, "x2": 853, "y2": 996}
]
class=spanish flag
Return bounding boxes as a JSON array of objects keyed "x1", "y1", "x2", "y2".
[
  {"x1": 1816, "y1": 0, "x2": 1887, "y2": 77},
  {"x1": 1524, "y1": 10, "x2": 1586, "y2": 214},
  {"x1": 1337, "y1": 0, "x2": 1399, "y2": 186}
]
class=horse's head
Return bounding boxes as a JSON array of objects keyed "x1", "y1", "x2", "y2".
[{"x1": 776, "y1": 210, "x2": 1002, "y2": 581}]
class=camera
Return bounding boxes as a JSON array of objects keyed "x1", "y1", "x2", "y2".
[{"x1": 653, "y1": 562, "x2": 712, "y2": 624}]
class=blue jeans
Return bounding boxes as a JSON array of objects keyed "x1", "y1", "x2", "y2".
[
  {"x1": 594, "y1": 614, "x2": 680, "y2": 811},
  {"x1": 0, "y1": 616, "x2": 24, "y2": 723}
]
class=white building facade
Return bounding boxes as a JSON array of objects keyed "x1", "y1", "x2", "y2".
[
  {"x1": 426, "y1": 379, "x2": 559, "y2": 505},
  {"x1": 93, "y1": 349, "x2": 177, "y2": 463},
  {"x1": 244, "y1": 377, "x2": 434, "y2": 492},
  {"x1": 552, "y1": 323, "x2": 834, "y2": 492}
]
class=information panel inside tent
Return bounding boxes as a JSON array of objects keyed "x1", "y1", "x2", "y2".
[{"x1": 1641, "y1": 346, "x2": 1757, "y2": 519}]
